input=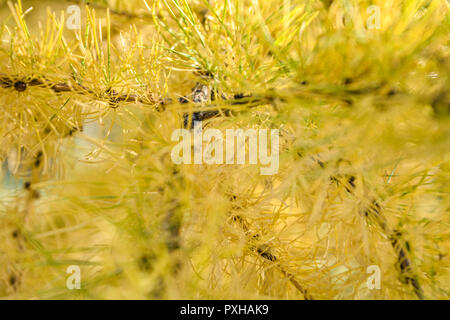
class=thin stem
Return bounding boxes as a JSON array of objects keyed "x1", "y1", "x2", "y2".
[
  {"x1": 330, "y1": 171, "x2": 425, "y2": 300},
  {"x1": 230, "y1": 214, "x2": 313, "y2": 300}
]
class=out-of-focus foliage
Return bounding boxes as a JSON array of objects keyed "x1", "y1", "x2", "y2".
[{"x1": 0, "y1": 0, "x2": 448, "y2": 299}]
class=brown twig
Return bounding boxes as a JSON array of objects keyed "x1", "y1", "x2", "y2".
[
  {"x1": 366, "y1": 201, "x2": 425, "y2": 300},
  {"x1": 0, "y1": 73, "x2": 160, "y2": 106},
  {"x1": 230, "y1": 213, "x2": 313, "y2": 300},
  {"x1": 328, "y1": 168, "x2": 425, "y2": 299}
]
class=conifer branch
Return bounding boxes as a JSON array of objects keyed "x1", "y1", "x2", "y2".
[
  {"x1": 365, "y1": 201, "x2": 425, "y2": 300},
  {"x1": 329, "y1": 170, "x2": 425, "y2": 299},
  {"x1": 230, "y1": 211, "x2": 313, "y2": 300},
  {"x1": 0, "y1": 73, "x2": 159, "y2": 106}
]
